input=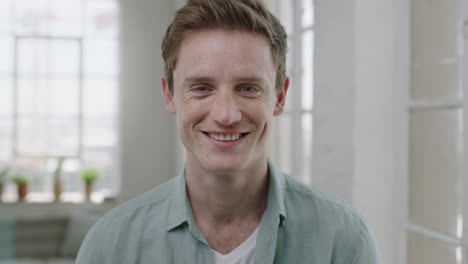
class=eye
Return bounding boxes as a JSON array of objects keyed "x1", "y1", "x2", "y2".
[
  {"x1": 240, "y1": 86, "x2": 257, "y2": 92},
  {"x1": 237, "y1": 85, "x2": 262, "y2": 97},
  {"x1": 190, "y1": 86, "x2": 213, "y2": 96},
  {"x1": 194, "y1": 86, "x2": 209, "y2": 92}
]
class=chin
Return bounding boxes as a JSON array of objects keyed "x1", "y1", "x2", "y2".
[{"x1": 199, "y1": 155, "x2": 248, "y2": 174}]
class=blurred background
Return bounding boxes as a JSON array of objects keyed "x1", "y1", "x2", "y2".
[{"x1": 0, "y1": 0, "x2": 464, "y2": 264}]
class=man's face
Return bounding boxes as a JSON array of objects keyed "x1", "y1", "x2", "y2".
[{"x1": 162, "y1": 29, "x2": 288, "y2": 174}]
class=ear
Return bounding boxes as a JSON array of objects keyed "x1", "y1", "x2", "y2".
[
  {"x1": 162, "y1": 76, "x2": 177, "y2": 114},
  {"x1": 273, "y1": 77, "x2": 289, "y2": 116}
]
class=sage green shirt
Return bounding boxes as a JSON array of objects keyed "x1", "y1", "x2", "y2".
[{"x1": 76, "y1": 160, "x2": 380, "y2": 264}]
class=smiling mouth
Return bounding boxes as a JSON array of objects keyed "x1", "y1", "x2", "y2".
[{"x1": 203, "y1": 132, "x2": 249, "y2": 142}]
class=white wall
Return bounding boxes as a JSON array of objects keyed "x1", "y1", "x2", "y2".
[
  {"x1": 313, "y1": 0, "x2": 356, "y2": 203},
  {"x1": 119, "y1": 0, "x2": 178, "y2": 202},
  {"x1": 312, "y1": 0, "x2": 409, "y2": 263},
  {"x1": 353, "y1": 0, "x2": 401, "y2": 263},
  {"x1": 353, "y1": 0, "x2": 409, "y2": 263}
]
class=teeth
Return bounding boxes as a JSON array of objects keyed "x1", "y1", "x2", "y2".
[{"x1": 209, "y1": 133, "x2": 241, "y2": 141}]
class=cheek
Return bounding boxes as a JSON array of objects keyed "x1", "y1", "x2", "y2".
[
  {"x1": 242, "y1": 108, "x2": 272, "y2": 131},
  {"x1": 178, "y1": 101, "x2": 208, "y2": 128},
  {"x1": 240, "y1": 99, "x2": 275, "y2": 119}
]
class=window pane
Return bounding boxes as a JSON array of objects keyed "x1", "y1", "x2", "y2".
[
  {"x1": 84, "y1": 1, "x2": 119, "y2": 38},
  {"x1": 14, "y1": 0, "x2": 49, "y2": 35},
  {"x1": 17, "y1": 78, "x2": 79, "y2": 117},
  {"x1": 0, "y1": 0, "x2": 12, "y2": 33},
  {"x1": 301, "y1": 0, "x2": 314, "y2": 28},
  {"x1": 409, "y1": 109, "x2": 462, "y2": 237},
  {"x1": 17, "y1": 38, "x2": 80, "y2": 77},
  {"x1": 50, "y1": 78, "x2": 80, "y2": 117},
  {"x1": 0, "y1": 79, "x2": 13, "y2": 115},
  {"x1": 16, "y1": 119, "x2": 47, "y2": 155},
  {"x1": 277, "y1": 114, "x2": 293, "y2": 175},
  {"x1": 82, "y1": 151, "x2": 114, "y2": 174},
  {"x1": 17, "y1": 39, "x2": 49, "y2": 76},
  {"x1": 0, "y1": 36, "x2": 13, "y2": 74},
  {"x1": 83, "y1": 118, "x2": 117, "y2": 148},
  {"x1": 408, "y1": 232, "x2": 458, "y2": 264},
  {"x1": 300, "y1": 113, "x2": 313, "y2": 184},
  {"x1": 84, "y1": 40, "x2": 118, "y2": 77},
  {"x1": 16, "y1": 118, "x2": 79, "y2": 156},
  {"x1": 48, "y1": 118, "x2": 80, "y2": 156},
  {"x1": 301, "y1": 30, "x2": 314, "y2": 110},
  {"x1": 50, "y1": 40, "x2": 80, "y2": 76},
  {"x1": 0, "y1": 119, "x2": 12, "y2": 160},
  {"x1": 411, "y1": 0, "x2": 461, "y2": 100},
  {"x1": 17, "y1": 78, "x2": 48, "y2": 117},
  {"x1": 49, "y1": 0, "x2": 83, "y2": 36},
  {"x1": 13, "y1": 157, "x2": 44, "y2": 178},
  {"x1": 83, "y1": 79, "x2": 118, "y2": 116}
]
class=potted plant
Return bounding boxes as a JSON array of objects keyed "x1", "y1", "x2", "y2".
[
  {"x1": 12, "y1": 174, "x2": 28, "y2": 202},
  {"x1": 53, "y1": 157, "x2": 66, "y2": 201},
  {"x1": 0, "y1": 168, "x2": 9, "y2": 203},
  {"x1": 81, "y1": 168, "x2": 100, "y2": 201}
]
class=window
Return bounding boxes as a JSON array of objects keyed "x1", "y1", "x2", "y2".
[
  {"x1": 406, "y1": 0, "x2": 465, "y2": 263},
  {"x1": 271, "y1": 0, "x2": 314, "y2": 185},
  {"x1": 0, "y1": 0, "x2": 119, "y2": 203}
]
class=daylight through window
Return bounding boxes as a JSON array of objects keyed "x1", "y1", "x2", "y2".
[{"x1": 0, "y1": 0, "x2": 119, "y2": 203}]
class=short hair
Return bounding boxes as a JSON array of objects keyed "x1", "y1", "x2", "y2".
[{"x1": 161, "y1": 0, "x2": 288, "y2": 94}]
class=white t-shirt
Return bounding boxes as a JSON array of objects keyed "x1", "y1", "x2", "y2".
[{"x1": 211, "y1": 227, "x2": 259, "y2": 264}]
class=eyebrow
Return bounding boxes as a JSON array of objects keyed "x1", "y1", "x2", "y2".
[
  {"x1": 183, "y1": 76, "x2": 267, "y2": 85},
  {"x1": 183, "y1": 77, "x2": 213, "y2": 85},
  {"x1": 235, "y1": 76, "x2": 267, "y2": 84}
]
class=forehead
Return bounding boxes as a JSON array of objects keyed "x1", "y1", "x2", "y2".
[{"x1": 173, "y1": 29, "x2": 276, "y2": 84}]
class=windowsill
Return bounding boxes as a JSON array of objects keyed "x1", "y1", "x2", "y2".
[
  {"x1": 0, "y1": 191, "x2": 117, "y2": 204},
  {"x1": 0, "y1": 194, "x2": 118, "y2": 219}
]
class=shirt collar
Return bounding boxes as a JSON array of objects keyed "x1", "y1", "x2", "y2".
[
  {"x1": 165, "y1": 158, "x2": 287, "y2": 231},
  {"x1": 166, "y1": 166, "x2": 191, "y2": 231},
  {"x1": 265, "y1": 158, "x2": 287, "y2": 225}
]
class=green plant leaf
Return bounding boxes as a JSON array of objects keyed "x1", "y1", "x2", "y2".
[
  {"x1": 11, "y1": 175, "x2": 28, "y2": 185},
  {"x1": 81, "y1": 168, "x2": 101, "y2": 183}
]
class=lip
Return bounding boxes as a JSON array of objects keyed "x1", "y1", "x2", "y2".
[{"x1": 202, "y1": 131, "x2": 249, "y2": 149}]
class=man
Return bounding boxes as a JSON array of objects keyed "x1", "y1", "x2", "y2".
[{"x1": 76, "y1": 0, "x2": 380, "y2": 263}]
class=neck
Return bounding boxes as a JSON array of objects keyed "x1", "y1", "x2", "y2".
[{"x1": 185, "y1": 157, "x2": 269, "y2": 226}]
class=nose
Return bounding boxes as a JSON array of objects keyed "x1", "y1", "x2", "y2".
[{"x1": 211, "y1": 89, "x2": 242, "y2": 126}]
